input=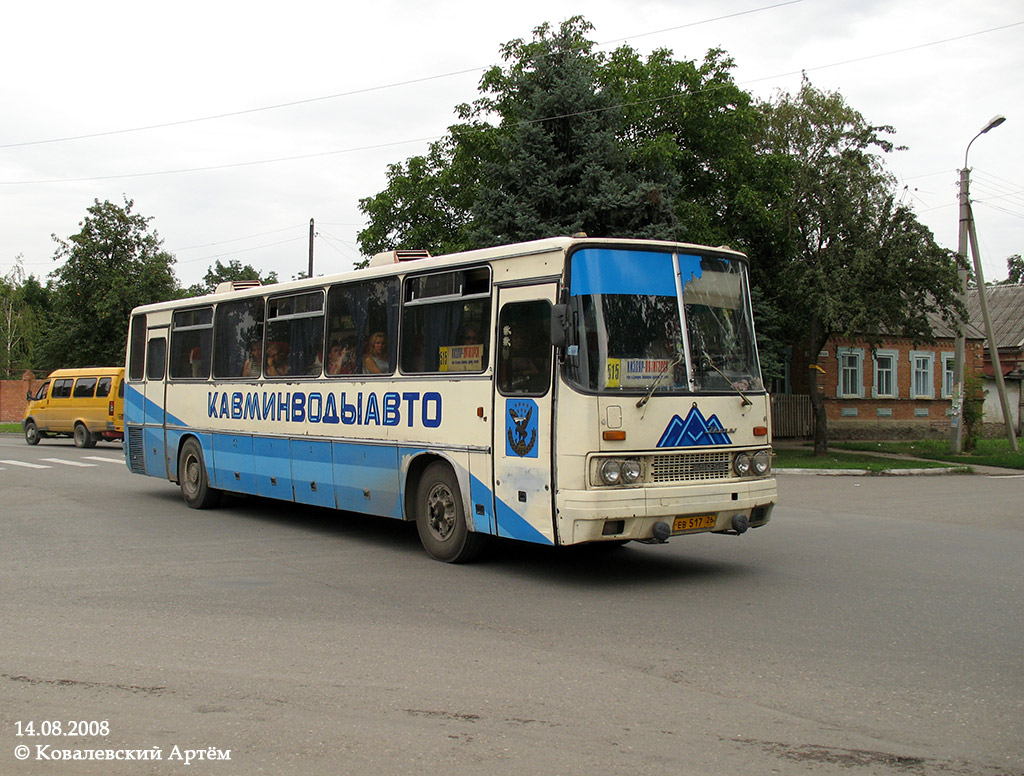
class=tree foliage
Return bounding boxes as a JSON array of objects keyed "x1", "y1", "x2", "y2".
[
  {"x1": 755, "y1": 78, "x2": 963, "y2": 452},
  {"x1": 40, "y1": 197, "x2": 180, "y2": 369},
  {"x1": 185, "y1": 259, "x2": 278, "y2": 297}
]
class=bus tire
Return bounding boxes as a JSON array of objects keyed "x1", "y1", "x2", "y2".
[
  {"x1": 74, "y1": 423, "x2": 96, "y2": 449},
  {"x1": 415, "y1": 461, "x2": 486, "y2": 563},
  {"x1": 24, "y1": 420, "x2": 40, "y2": 446},
  {"x1": 179, "y1": 438, "x2": 222, "y2": 509}
]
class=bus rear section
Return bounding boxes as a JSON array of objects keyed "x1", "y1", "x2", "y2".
[{"x1": 23, "y1": 367, "x2": 125, "y2": 447}]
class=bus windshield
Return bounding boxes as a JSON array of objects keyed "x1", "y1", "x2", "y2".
[{"x1": 566, "y1": 248, "x2": 763, "y2": 395}]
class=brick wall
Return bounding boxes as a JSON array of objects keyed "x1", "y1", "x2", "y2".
[{"x1": 0, "y1": 373, "x2": 45, "y2": 423}]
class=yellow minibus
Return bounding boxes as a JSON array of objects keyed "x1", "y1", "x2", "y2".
[{"x1": 23, "y1": 367, "x2": 125, "y2": 447}]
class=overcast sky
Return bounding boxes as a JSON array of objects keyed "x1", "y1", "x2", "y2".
[{"x1": 1, "y1": 0, "x2": 1021, "y2": 289}]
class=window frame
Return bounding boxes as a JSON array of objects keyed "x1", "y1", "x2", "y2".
[
  {"x1": 871, "y1": 349, "x2": 898, "y2": 399},
  {"x1": 836, "y1": 347, "x2": 865, "y2": 399},
  {"x1": 909, "y1": 350, "x2": 936, "y2": 399}
]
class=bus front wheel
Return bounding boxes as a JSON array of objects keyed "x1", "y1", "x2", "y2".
[
  {"x1": 24, "y1": 420, "x2": 40, "y2": 446},
  {"x1": 179, "y1": 438, "x2": 222, "y2": 509},
  {"x1": 414, "y1": 462, "x2": 486, "y2": 563}
]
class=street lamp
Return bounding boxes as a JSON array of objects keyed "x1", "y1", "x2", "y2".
[{"x1": 950, "y1": 114, "x2": 1017, "y2": 453}]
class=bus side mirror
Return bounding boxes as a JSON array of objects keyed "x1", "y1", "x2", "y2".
[
  {"x1": 26, "y1": 390, "x2": 33, "y2": 400},
  {"x1": 550, "y1": 303, "x2": 568, "y2": 349}
]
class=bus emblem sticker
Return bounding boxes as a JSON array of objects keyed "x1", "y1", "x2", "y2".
[
  {"x1": 506, "y1": 399, "x2": 538, "y2": 458},
  {"x1": 657, "y1": 404, "x2": 732, "y2": 447}
]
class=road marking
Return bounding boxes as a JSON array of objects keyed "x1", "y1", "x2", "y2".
[
  {"x1": 84, "y1": 456, "x2": 124, "y2": 465},
  {"x1": 40, "y1": 458, "x2": 97, "y2": 468},
  {"x1": 988, "y1": 474, "x2": 1024, "y2": 479},
  {"x1": 0, "y1": 459, "x2": 50, "y2": 469}
]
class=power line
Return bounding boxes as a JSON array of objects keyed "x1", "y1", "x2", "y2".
[
  {"x1": 1, "y1": 20, "x2": 1021, "y2": 186},
  {"x1": 0, "y1": 1, "x2": 803, "y2": 151}
]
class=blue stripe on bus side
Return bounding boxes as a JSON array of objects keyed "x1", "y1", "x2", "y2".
[
  {"x1": 494, "y1": 496, "x2": 553, "y2": 545},
  {"x1": 333, "y1": 442, "x2": 401, "y2": 518}
]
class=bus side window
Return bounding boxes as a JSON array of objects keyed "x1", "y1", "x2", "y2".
[
  {"x1": 52, "y1": 378, "x2": 73, "y2": 399},
  {"x1": 147, "y1": 338, "x2": 167, "y2": 381},
  {"x1": 129, "y1": 314, "x2": 147, "y2": 381},
  {"x1": 498, "y1": 301, "x2": 552, "y2": 395},
  {"x1": 73, "y1": 377, "x2": 98, "y2": 398},
  {"x1": 96, "y1": 377, "x2": 112, "y2": 398}
]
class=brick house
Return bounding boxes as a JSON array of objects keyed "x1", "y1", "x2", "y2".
[{"x1": 777, "y1": 285, "x2": 1024, "y2": 438}]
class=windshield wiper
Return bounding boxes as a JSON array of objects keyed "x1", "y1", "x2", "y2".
[
  {"x1": 636, "y1": 352, "x2": 684, "y2": 409},
  {"x1": 701, "y1": 356, "x2": 753, "y2": 407}
]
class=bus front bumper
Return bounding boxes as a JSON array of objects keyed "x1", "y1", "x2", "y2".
[{"x1": 555, "y1": 477, "x2": 777, "y2": 545}]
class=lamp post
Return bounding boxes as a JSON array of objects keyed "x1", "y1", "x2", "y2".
[{"x1": 950, "y1": 115, "x2": 1017, "y2": 453}]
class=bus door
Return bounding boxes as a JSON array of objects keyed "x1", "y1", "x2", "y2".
[
  {"x1": 142, "y1": 325, "x2": 169, "y2": 478},
  {"x1": 491, "y1": 284, "x2": 557, "y2": 545}
]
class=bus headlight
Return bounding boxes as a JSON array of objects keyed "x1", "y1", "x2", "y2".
[
  {"x1": 733, "y1": 452, "x2": 752, "y2": 477},
  {"x1": 621, "y1": 459, "x2": 642, "y2": 484},
  {"x1": 752, "y1": 449, "x2": 771, "y2": 476},
  {"x1": 599, "y1": 459, "x2": 622, "y2": 485}
]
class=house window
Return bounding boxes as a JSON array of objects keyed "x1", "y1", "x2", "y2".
[
  {"x1": 941, "y1": 352, "x2": 955, "y2": 398},
  {"x1": 872, "y1": 350, "x2": 898, "y2": 398},
  {"x1": 836, "y1": 348, "x2": 864, "y2": 398},
  {"x1": 910, "y1": 351, "x2": 935, "y2": 399}
]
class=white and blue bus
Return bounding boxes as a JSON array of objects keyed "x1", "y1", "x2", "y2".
[{"x1": 124, "y1": 236, "x2": 776, "y2": 562}]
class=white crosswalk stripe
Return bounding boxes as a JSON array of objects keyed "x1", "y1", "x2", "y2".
[
  {"x1": 0, "y1": 459, "x2": 50, "y2": 469},
  {"x1": 84, "y1": 456, "x2": 124, "y2": 465},
  {"x1": 40, "y1": 458, "x2": 97, "y2": 468}
]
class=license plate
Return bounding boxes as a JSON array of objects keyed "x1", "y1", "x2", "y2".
[{"x1": 673, "y1": 514, "x2": 717, "y2": 532}]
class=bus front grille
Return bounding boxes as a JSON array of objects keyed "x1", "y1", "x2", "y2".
[
  {"x1": 127, "y1": 426, "x2": 146, "y2": 474},
  {"x1": 650, "y1": 451, "x2": 731, "y2": 482}
]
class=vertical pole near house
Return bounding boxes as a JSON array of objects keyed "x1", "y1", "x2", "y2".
[
  {"x1": 308, "y1": 218, "x2": 315, "y2": 279},
  {"x1": 967, "y1": 204, "x2": 1018, "y2": 452},
  {"x1": 950, "y1": 167, "x2": 970, "y2": 453}
]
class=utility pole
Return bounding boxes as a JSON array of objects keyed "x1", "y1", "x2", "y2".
[
  {"x1": 308, "y1": 218, "x2": 315, "y2": 279},
  {"x1": 949, "y1": 115, "x2": 1017, "y2": 452}
]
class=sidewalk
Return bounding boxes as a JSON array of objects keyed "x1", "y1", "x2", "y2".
[{"x1": 773, "y1": 439, "x2": 1023, "y2": 477}]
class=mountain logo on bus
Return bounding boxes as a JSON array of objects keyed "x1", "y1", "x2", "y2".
[
  {"x1": 506, "y1": 399, "x2": 538, "y2": 458},
  {"x1": 657, "y1": 404, "x2": 733, "y2": 447}
]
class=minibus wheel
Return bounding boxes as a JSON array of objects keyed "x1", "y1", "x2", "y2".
[
  {"x1": 414, "y1": 461, "x2": 486, "y2": 563},
  {"x1": 24, "y1": 420, "x2": 40, "y2": 446},
  {"x1": 73, "y1": 423, "x2": 97, "y2": 449},
  {"x1": 178, "y1": 438, "x2": 222, "y2": 509}
]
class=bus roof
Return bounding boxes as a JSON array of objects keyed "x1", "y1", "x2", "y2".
[{"x1": 132, "y1": 235, "x2": 748, "y2": 314}]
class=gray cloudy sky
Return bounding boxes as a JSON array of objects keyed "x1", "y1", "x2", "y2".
[{"x1": 1, "y1": 0, "x2": 1021, "y2": 288}]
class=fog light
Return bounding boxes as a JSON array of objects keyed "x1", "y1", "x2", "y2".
[
  {"x1": 599, "y1": 459, "x2": 622, "y2": 485},
  {"x1": 734, "y1": 452, "x2": 752, "y2": 477},
  {"x1": 621, "y1": 459, "x2": 642, "y2": 484},
  {"x1": 752, "y1": 449, "x2": 771, "y2": 475}
]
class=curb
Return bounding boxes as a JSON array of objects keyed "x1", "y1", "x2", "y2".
[{"x1": 777, "y1": 466, "x2": 970, "y2": 476}]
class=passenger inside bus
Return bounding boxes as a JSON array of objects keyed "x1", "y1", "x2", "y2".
[
  {"x1": 243, "y1": 340, "x2": 263, "y2": 377},
  {"x1": 327, "y1": 339, "x2": 357, "y2": 375},
  {"x1": 363, "y1": 332, "x2": 389, "y2": 374},
  {"x1": 265, "y1": 342, "x2": 290, "y2": 376}
]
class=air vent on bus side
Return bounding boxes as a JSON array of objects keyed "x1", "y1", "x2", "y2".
[
  {"x1": 214, "y1": 280, "x2": 263, "y2": 294},
  {"x1": 368, "y1": 249, "x2": 431, "y2": 268}
]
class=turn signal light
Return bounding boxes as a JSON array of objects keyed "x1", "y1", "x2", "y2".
[
  {"x1": 603, "y1": 430, "x2": 626, "y2": 441},
  {"x1": 753, "y1": 426, "x2": 768, "y2": 436}
]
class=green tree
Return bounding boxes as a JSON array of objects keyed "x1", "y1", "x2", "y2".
[
  {"x1": 756, "y1": 78, "x2": 964, "y2": 454},
  {"x1": 42, "y1": 197, "x2": 180, "y2": 369},
  {"x1": 0, "y1": 257, "x2": 43, "y2": 377},
  {"x1": 186, "y1": 259, "x2": 278, "y2": 297},
  {"x1": 1000, "y1": 254, "x2": 1023, "y2": 285}
]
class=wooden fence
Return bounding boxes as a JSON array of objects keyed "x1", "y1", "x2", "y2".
[{"x1": 771, "y1": 394, "x2": 812, "y2": 438}]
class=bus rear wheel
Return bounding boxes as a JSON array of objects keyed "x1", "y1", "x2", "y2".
[
  {"x1": 179, "y1": 438, "x2": 222, "y2": 509},
  {"x1": 74, "y1": 423, "x2": 96, "y2": 449},
  {"x1": 415, "y1": 462, "x2": 486, "y2": 563}
]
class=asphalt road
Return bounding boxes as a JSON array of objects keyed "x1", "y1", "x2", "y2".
[{"x1": 1, "y1": 435, "x2": 1021, "y2": 775}]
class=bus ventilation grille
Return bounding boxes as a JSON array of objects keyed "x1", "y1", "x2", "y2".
[
  {"x1": 650, "y1": 451, "x2": 731, "y2": 482},
  {"x1": 127, "y1": 427, "x2": 146, "y2": 474}
]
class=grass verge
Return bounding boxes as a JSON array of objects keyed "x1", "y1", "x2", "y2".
[
  {"x1": 773, "y1": 447, "x2": 958, "y2": 472},
  {"x1": 832, "y1": 439, "x2": 1024, "y2": 470}
]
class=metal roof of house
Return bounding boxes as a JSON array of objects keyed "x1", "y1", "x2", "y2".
[{"x1": 928, "y1": 284, "x2": 1024, "y2": 347}]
